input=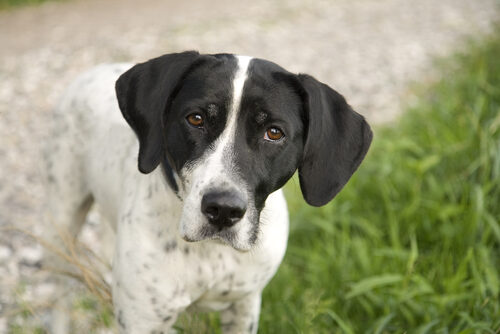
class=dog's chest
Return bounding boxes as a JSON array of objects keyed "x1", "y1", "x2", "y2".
[
  {"x1": 112, "y1": 174, "x2": 288, "y2": 315},
  {"x1": 187, "y1": 248, "x2": 276, "y2": 311},
  {"x1": 119, "y1": 237, "x2": 278, "y2": 313}
]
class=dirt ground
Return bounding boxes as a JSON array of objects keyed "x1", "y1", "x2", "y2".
[{"x1": 0, "y1": 0, "x2": 498, "y2": 331}]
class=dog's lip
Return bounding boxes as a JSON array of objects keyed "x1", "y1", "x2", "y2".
[
  {"x1": 180, "y1": 227, "x2": 252, "y2": 252},
  {"x1": 181, "y1": 235, "x2": 198, "y2": 242},
  {"x1": 209, "y1": 235, "x2": 252, "y2": 252}
]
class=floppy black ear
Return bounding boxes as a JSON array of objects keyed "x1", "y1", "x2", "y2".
[
  {"x1": 115, "y1": 51, "x2": 200, "y2": 174},
  {"x1": 297, "y1": 74, "x2": 373, "y2": 207}
]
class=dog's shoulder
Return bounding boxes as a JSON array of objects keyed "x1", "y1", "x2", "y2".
[
  {"x1": 53, "y1": 63, "x2": 134, "y2": 140},
  {"x1": 58, "y1": 63, "x2": 132, "y2": 113}
]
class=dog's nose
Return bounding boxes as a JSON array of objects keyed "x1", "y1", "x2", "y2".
[{"x1": 201, "y1": 191, "x2": 247, "y2": 228}]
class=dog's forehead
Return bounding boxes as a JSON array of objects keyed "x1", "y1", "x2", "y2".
[
  {"x1": 173, "y1": 55, "x2": 238, "y2": 106},
  {"x1": 174, "y1": 55, "x2": 299, "y2": 108},
  {"x1": 246, "y1": 57, "x2": 290, "y2": 77},
  {"x1": 241, "y1": 58, "x2": 303, "y2": 123}
]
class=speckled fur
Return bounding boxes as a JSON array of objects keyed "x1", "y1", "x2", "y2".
[{"x1": 44, "y1": 63, "x2": 289, "y2": 334}]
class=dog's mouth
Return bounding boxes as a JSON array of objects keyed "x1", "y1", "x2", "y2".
[{"x1": 180, "y1": 220, "x2": 255, "y2": 252}]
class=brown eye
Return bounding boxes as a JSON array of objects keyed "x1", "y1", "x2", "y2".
[
  {"x1": 264, "y1": 127, "x2": 284, "y2": 141},
  {"x1": 186, "y1": 113, "x2": 204, "y2": 127}
]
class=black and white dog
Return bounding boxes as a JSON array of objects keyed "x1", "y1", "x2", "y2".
[{"x1": 43, "y1": 51, "x2": 372, "y2": 333}]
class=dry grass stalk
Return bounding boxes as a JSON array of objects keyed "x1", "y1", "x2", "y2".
[{"x1": 1, "y1": 225, "x2": 113, "y2": 307}]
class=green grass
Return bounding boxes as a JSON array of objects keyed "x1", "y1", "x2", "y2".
[
  {"x1": 0, "y1": 0, "x2": 60, "y2": 10},
  {"x1": 257, "y1": 32, "x2": 500, "y2": 333}
]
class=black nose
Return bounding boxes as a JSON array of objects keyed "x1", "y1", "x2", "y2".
[{"x1": 201, "y1": 190, "x2": 247, "y2": 228}]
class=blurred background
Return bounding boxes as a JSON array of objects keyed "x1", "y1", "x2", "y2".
[{"x1": 0, "y1": 0, "x2": 499, "y2": 332}]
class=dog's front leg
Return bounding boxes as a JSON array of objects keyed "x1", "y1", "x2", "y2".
[
  {"x1": 112, "y1": 223, "x2": 184, "y2": 334},
  {"x1": 112, "y1": 253, "x2": 182, "y2": 333},
  {"x1": 220, "y1": 292, "x2": 262, "y2": 334}
]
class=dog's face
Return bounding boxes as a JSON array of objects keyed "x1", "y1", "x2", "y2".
[{"x1": 116, "y1": 51, "x2": 373, "y2": 251}]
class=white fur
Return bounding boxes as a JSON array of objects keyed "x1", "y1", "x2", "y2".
[{"x1": 44, "y1": 61, "x2": 289, "y2": 334}]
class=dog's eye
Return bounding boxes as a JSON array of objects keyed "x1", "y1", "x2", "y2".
[
  {"x1": 264, "y1": 127, "x2": 284, "y2": 141},
  {"x1": 186, "y1": 113, "x2": 204, "y2": 128}
]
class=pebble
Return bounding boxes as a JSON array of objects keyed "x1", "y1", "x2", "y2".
[
  {"x1": 17, "y1": 246, "x2": 43, "y2": 267},
  {"x1": 0, "y1": 246, "x2": 12, "y2": 264}
]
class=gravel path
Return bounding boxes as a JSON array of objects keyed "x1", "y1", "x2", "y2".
[{"x1": 0, "y1": 0, "x2": 498, "y2": 331}]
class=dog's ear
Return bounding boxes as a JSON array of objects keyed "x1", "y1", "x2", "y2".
[
  {"x1": 115, "y1": 51, "x2": 200, "y2": 174},
  {"x1": 297, "y1": 74, "x2": 373, "y2": 207}
]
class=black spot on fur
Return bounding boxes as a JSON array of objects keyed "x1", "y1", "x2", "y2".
[
  {"x1": 164, "y1": 240, "x2": 177, "y2": 252},
  {"x1": 154, "y1": 308, "x2": 163, "y2": 318},
  {"x1": 221, "y1": 321, "x2": 235, "y2": 331},
  {"x1": 117, "y1": 309, "x2": 126, "y2": 329}
]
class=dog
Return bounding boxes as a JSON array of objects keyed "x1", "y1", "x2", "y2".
[{"x1": 43, "y1": 51, "x2": 372, "y2": 333}]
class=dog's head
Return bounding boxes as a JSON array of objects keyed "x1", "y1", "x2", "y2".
[{"x1": 116, "y1": 51, "x2": 372, "y2": 251}]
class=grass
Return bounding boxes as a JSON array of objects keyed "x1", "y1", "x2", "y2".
[
  {"x1": 0, "y1": 0, "x2": 60, "y2": 10},
  {"x1": 257, "y1": 31, "x2": 500, "y2": 333}
]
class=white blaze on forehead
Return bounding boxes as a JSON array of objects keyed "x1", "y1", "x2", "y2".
[
  {"x1": 215, "y1": 55, "x2": 252, "y2": 156},
  {"x1": 200, "y1": 55, "x2": 252, "y2": 178},
  {"x1": 228, "y1": 56, "x2": 252, "y2": 131},
  {"x1": 181, "y1": 55, "x2": 252, "y2": 183},
  {"x1": 180, "y1": 56, "x2": 252, "y2": 191}
]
